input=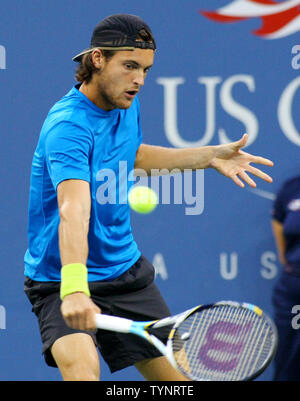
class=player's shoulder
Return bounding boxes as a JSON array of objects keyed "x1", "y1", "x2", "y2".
[
  {"x1": 281, "y1": 176, "x2": 300, "y2": 189},
  {"x1": 46, "y1": 87, "x2": 93, "y2": 129},
  {"x1": 277, "y1": 176, "x2": 300, "y2": 199}
]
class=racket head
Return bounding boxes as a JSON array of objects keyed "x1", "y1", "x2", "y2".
[{"x1": 167, "y1": 301, "x2": 278, "y2": 381}]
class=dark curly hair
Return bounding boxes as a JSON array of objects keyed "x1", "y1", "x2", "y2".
[{"x1": 75, "y1": 50, "x2": 116, "y2": 84}]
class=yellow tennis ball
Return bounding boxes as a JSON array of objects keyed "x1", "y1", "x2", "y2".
[{"x1": 128, "y1": 186, "x2": 158, "y2": 214}]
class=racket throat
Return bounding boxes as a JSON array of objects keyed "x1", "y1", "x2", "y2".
[{"x1": 147, "y1": 333, "x2": 168, "y2": 357}]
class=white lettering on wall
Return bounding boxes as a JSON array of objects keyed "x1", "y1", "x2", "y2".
[
  {"x1": 220, "y1": 252, "x2": 238, "y2": 280},
  {"x1": 157, "y1": 75, "x2": 257, "y2": 148},
  {"x1": 158, "y1": 75, "x2": 300, "y2": 148},
  {"x1": 153, "y1": 253, "x2": 168, "y2": 280},
  {"x1": 261, "y1": 251, "x2": 278, "y2": 279},
  {"x1": 278, "y1": 76, "x2": 300, "y2": 146},
  {"x1": 218, "y1": 75, "x2": 258, "y2": 146},
  {"x1": 0, "y1": 45, "x2": 6, "y2": 70},
  {"x1": 0, "y1": 305, "x2": 6, "y2": 330}
]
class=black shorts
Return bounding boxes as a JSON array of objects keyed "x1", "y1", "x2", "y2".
[{"x1": 24, "y1": 255, "x2": 171, "y2": 373}]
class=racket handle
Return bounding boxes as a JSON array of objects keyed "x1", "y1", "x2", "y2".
[{"x1": 95, "y1": 314, "x2": 133, "y2": 333}]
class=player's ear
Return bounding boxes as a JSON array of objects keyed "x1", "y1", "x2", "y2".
[{"x1": 91, "y1": 49, "x2": 105, "y2": 70}]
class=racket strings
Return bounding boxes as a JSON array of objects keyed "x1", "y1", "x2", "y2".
[
  {"x1": 238, "y1": 317, "x2": 272, "y2": 379},
  {"x1": 171, "y1": 305, "x2": 275, "y2": 381}
]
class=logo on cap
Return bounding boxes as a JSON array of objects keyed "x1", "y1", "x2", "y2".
[{"x1": 200, "y1": 0, "x2": 300, "y2": 39}]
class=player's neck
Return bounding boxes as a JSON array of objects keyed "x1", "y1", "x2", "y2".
[{"x1": 79, "y1": 81, "x2": 115, "y2": 112}]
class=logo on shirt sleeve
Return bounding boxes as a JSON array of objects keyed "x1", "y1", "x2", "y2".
[{"x1": 288, "y1": 198, "x2": 300, "y2": 211}]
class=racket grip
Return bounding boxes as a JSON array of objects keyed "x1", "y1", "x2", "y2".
[{"x1": 95, "y1": 314, "x2": 133, "y2": 333}]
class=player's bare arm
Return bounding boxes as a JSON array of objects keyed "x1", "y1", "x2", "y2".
[
  {"x1": 135, "y1": 133, "x2": 273, "y2": 188},
  {"x1": 57, "y1": 179, "x2": 100, "y2": 331},
  {"x1": 57, "y1": 179, "x2": 91, "y2": 265},
  {"x1": 271, "y1": 219, "x2": 287, "y2": 266}
]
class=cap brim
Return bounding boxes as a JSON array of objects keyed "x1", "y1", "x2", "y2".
[
  {"x1": 72, "y1": 48, "x2": 93, "y2": 62},
  {"x1": 72, "y1": 46, "x2": 136, "y2": 62}
]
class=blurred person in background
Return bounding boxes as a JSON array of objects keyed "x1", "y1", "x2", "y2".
[{"x1": 271, "y1": 175, "x2": 300, "y2": 381}]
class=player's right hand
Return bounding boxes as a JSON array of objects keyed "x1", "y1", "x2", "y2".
[{"x1": 61, "y1": 292, "x2": 101, "y2": 331}]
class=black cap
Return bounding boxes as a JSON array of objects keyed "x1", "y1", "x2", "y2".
[{"x1": 72, "y1": 14, "x2": 156, "y2": 62}]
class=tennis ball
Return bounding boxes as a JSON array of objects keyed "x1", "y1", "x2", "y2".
[{"x1": 128, "y1": 186, "x2": 158, "y2": 214}]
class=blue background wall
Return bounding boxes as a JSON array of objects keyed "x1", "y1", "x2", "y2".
[{"x1": 0, "y1": 0, "x2": 299, "y2": 381}]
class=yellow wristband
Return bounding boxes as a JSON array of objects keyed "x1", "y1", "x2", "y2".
[{"x1": 60, "y1": 263, "x2": 90, "y2": 300}]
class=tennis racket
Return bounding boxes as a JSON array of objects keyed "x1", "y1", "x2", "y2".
[{"x1": 95, "y1": 301, "x2": 278, "y2": 381}]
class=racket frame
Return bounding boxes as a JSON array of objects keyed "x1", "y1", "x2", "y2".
[{"x1": 166, "y1": 301, "x2": 278, "y2": 381}]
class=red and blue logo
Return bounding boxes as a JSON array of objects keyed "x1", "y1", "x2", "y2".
[{"x1": 200, "y1": 0, "x2": 300, "y2": 39}]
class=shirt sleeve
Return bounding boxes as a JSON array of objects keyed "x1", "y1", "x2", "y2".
[{"x1": 45, "y1": 121, "x2": 93, "y2": 191}]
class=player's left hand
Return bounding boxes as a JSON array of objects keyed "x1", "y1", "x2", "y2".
[{"x1": 209, "y1": 134, "x2": 274, "y2": 188}]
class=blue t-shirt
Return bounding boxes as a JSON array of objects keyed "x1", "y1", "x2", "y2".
[
  {"x1": 272, "y1": 176, "x2": 300, "y2": 267},
  {"x1": 24, "y1": 84, "x2": 142, "y2": 282}
]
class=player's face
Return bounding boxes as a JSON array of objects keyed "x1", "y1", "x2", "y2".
[{"x1": 95, "y1": 49, "x2": 154, "y2": 110}]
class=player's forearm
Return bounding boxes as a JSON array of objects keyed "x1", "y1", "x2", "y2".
[
  {"x1": 134, "y1": 144, "x2": 216, "y2": 174},
  {"x1": 271, "y1": 219, "x2": 287, "y2": 265},
  {"x1": 58, "y1": 208, "x2": 90, "y2": 266}
]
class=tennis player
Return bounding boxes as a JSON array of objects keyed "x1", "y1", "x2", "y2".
[{"x1": 24, "y1": 14, "x2": 274, "y2": 381}]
